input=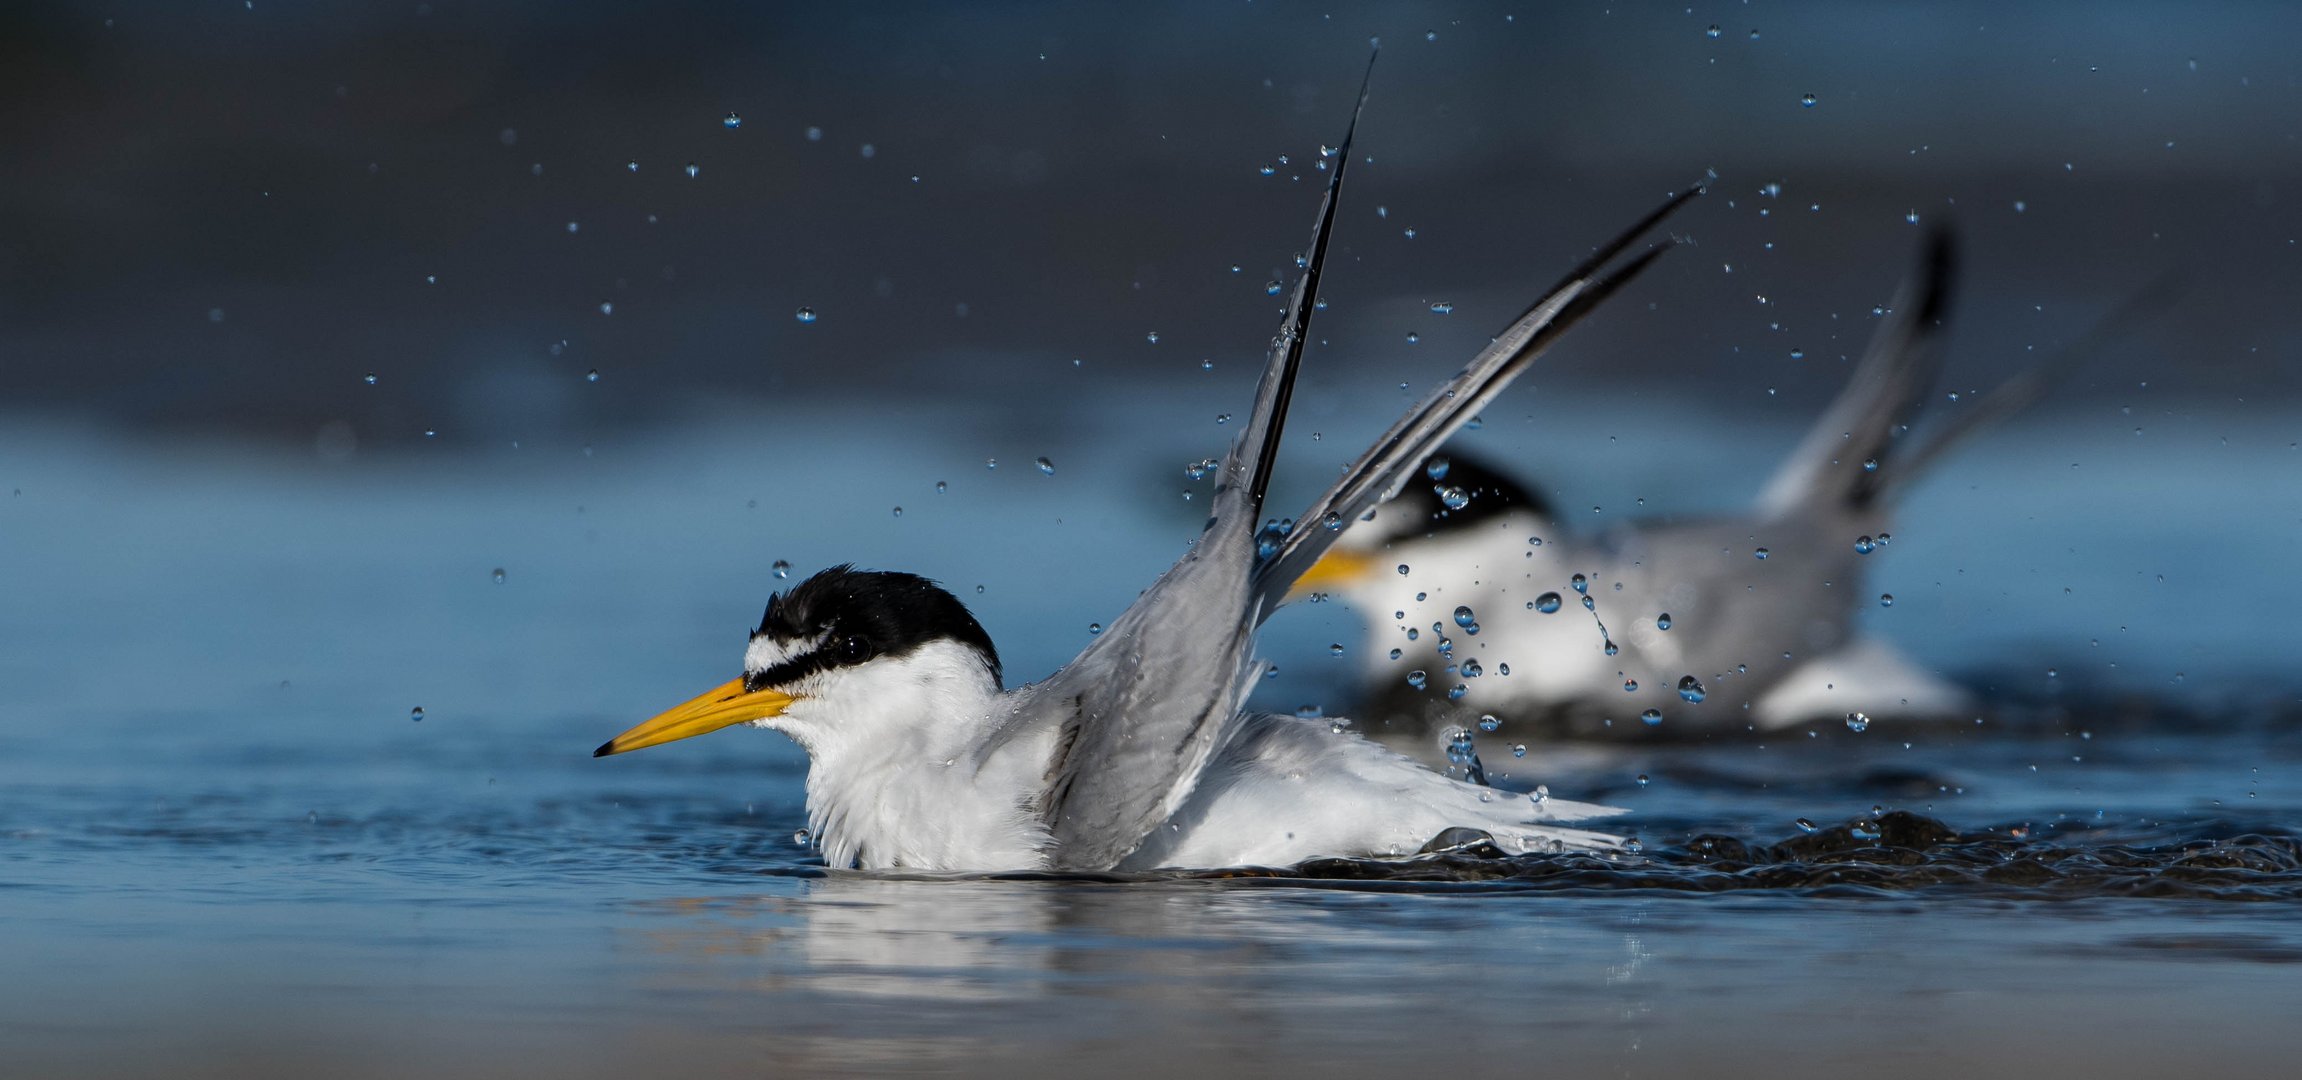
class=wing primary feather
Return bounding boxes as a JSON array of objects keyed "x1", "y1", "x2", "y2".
[
  {"x1": 1019, "y1": 53, "x2": 1382, "y2": 871},
  {"x1": 1256, "y1": 186, "x2": 1701, "y2": 606},
  {"x1": 1753, "y1": 225, "x2": 1960, "y2": 516},
  {"x1": 1245, "y1": 47, "x2": 1378, "y2": 514}
]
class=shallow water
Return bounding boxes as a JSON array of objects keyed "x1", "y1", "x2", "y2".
[{"x1": 3, "y1": 415, "x2": 2299, "y2": 1077}]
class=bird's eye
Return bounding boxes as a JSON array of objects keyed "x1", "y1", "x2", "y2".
[{"x1": 840, "y1": 634, "x2": 871, "y2": 661}]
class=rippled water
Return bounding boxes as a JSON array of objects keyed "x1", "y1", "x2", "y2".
[{"x1": 4, "y1": 415, "x2": 2300, "y2": 1076}]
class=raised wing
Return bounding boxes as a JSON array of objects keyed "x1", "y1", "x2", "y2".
[
  {"x1": 1017, "y1": 55, "x2": 1379, "y2": 871},
  {"x1": 1752, "y1": 227, "x2": 1958, "y2": 519},
  {"x1": 1253, "y1": 183, "x2": 1706, "y2": 610}
]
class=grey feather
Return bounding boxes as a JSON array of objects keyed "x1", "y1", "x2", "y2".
[
  {"x1": 1016, "y1": 55, "x2": 1377, "y2": 871},
  {"x1": 1754, "y1": 227, "x2": 1957, "y2": 518},
  {"x1": 995, "y1": 64, "x2": 1697, "y2": 871}
]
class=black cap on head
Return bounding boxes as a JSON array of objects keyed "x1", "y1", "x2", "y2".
[
  {"x1": 1376, "y1": 451, "x2": 1555, "y2": 540},
  {"x1": 749, "y1": 565, "x2": 1002, "y2": 689}
]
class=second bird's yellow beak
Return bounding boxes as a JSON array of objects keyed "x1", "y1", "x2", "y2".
[{"x1": 1286, "y1": 550, "x2": 1379, "y2": 601}]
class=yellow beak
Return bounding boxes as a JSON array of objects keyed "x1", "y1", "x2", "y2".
[
  {"x1": 1286, "y1": 549, "x2": 1379, "y2": 601},
  {"x1": 593, "y1": 677, "x2": 797, "y2": 757}
]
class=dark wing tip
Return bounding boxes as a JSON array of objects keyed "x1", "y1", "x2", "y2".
[{"x1": 1917, "y1": 223, "x2": 1959, "y2": 328}]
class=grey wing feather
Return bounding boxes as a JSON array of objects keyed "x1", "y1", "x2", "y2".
[
  {"x1": 1753, "y1": 227, "x2": 1957, "y2": 518},
  {"x1": 1253, "y1": 184, "x2": 1706, "y2": 611},
  {"x1": 1015, "y1": 56, "x2": 1379, "y2": 871}
]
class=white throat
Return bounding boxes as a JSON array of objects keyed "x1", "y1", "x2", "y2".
[{"x1": 751, "y1": 639, "x2": 1051, "y2": 870}]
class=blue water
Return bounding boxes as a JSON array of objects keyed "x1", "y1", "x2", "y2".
[{"x1": 4, "y1": 405, "x2": 2300, "y2": 1077}]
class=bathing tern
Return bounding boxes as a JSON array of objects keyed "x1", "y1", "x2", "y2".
[
  {"x1": 593, "y1": 64, "x2": 1700, "y2": 871},
  {"x1": 1298, "y1": 228, "x2": 2160, "y2": 739}
]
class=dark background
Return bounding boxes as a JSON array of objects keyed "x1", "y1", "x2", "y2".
[{"x1": 4, "y1": 1, "x2": 2296, "y2": 448}]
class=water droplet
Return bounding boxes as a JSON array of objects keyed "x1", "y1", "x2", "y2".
[
  {"x1": 795, "y1": 307, "x2": 817, "y2": 323},
  {"x1": 1329, "y1": 643, "x2": 1346, "y2": 657},
  {"x1": 1534, "y1": 592, "x2": 1563, "y2": 614},
  {"x1": 1636, "y1": 773, "x2": 1651, "y2": 787},
  {"x1": 772, "y1": 560, "x2": 792, "y2": 579},
  {"x1": 1794, "y1": 818, "x2": 1818, "y2": 834},
  {"x1": 1406, "y1": 670, "x2": 1428, "y2": 690},
  {"x1": 1321, "y1": 511, "x2": 1343, "y2": 531},
  {"x1": 1571, "y1": 574, "x2": 1589, "y2": 595},
  {"x1": 1879, "y1": 593, "x2": 1895, "y2": 607},
  {"x1": 1905, "y1": 209, "x2": 1920, "y2": 225},
  {"x1": 1215, "y1": 413, "x2": 1230, "y2": 425},
  {"x1": 585, "y1": 369, "x2": 600, "y2": 383},
  {"x1": 723, "y1": 111, "x2": 742, "y2": 129},
  {"x1": 626, "y1": 160, "x2": 639, "y2": 173},
  {"x1": 1430, "y1": 301, "x2": 1454, "y2": 314},
  {"x1": 490, "y1": 567, "x2": 506, "y2": 584},
  {"x1": 1623, "y1": 679, "x2": 1640, "y2": 692},
  {"x1": 1705, "y1": 24, "x2": 1721, "y2": 38},
  {"x1": 410, "y1": 706, "x2": 425, "y2": 722},
  {"x1": 1656, "y1": 612, "x2": 1673, "y2": 630},
  {"x1": 1461, "y1": 659, "x2": 1483, "y2": 678},
  {"x1": 362, "y1": 372, "x2": 378, "y2": 386},
  {"x1": 1263, "y1": 279, "x2": 1284, "y2": 296},
  {"x1": 1145, "y1": 331, "x2": 1160, "y2": 344},
  {"x1": 792, "y1": 828, "x2": 811, "y2": 847},
  {"x1": 1435, "y1": 484, "x2": 1468, "y2": 509},
  {"x1": 684, "y1": 162, "x2": 700, "y2": 178},
  {"x1": 1511, "y1": 744, "x2": 1527, "y2": 758},
  {"x1": 1453, "y1": 606, "x2": 1477, "y2": 629},
  {"x1": 1800, "y1": 92, "x2": 1817, "y2": 108},
  {"x1": 1497, "y1": 663, "x2": 1509, "y2": 676},
  {"x1": 891, "y1": 506, "x2": 903, "y2": 517},
  {"x1": 1640, "y1": 709, "x2": 1663, "y2": 726},
  {"x1": 1446, "y1": 684, "x2": 1468, "y2": 701},
  {"x1": 1396, "y1": 564, "x2": 1411, "y2": 576},
  {"x1": 986, "y1": 458, "x2": 997, "y2": 470},
  {"x1": 1087, "y1": 622, "x2": 1102, "y2": 636},
  {"x1": 1406, "y1": 332, "x2": 1420, "y2": 345},
  {"x1": 1388, "y1": 648, "x2": 1402, "y2": 660},
  {"x1": 598, "y1": 300, "x2": 614, "y2": 315},
  {"x1": 1678, "y1": 676, "x2": 1707, "y2": 703},
  {"x1": 1754, "y1": 547, "x2": 1770, "y2": 560},
  {"x1": 1854, "y1": 535, "x2": 1876, "y2": 554},
  {"x1": 1863, "y1": 458, "x2": 1879, "y2": 472},
  {"x1": 1035, "y1": 456, "x2": 1055, "y2": 475},
  {"x1": 1845, "y1": 712, "x2": 1870, "y2": 732}
]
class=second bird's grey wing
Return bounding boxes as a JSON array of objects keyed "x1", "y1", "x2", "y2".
[
  {"x1": 1753, "y1": 227, "x2": 1958, "y2": 519},
  {"x1": 1004, "y1": 59, "x2": 1378, "y2": 871},
  {"x1": 1254, "y1": 183, "x2": 1707, "y2": 611}
]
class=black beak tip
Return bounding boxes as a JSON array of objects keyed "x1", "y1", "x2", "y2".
[{"x1": 592, "y1": 741, "x2": 616, "y2": 758}]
